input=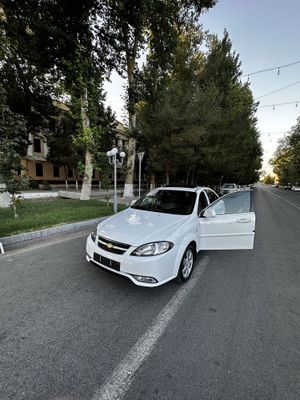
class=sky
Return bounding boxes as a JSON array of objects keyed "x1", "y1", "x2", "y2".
[{"x1": 104, "y1": 0, "x2": 300, "y2": 174}]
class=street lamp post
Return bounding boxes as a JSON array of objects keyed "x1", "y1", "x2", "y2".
[
  {"x1": 137, "y1": 151, "x2": 145, "y2": 198},
  {"x1": 106, "y1": 147, "x2": 126, "y2": 213}
]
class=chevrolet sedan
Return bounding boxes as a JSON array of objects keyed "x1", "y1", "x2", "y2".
[{"x1": 86, "y1": 187, "x2": 255, "y2": 287}]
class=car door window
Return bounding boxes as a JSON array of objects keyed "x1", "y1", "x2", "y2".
[
  {"x1": 205, "y1": 189, "x2": 219, "y2": 204},
  {"x1": 198, "y1": 191, "x2": 209, "y2": 215},
  {"x1": 209, "y1": 191, "x2": 251, "y2": 215}
]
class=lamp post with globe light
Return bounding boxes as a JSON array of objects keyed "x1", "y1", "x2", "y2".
[{"x1": 106, "y1": 147, "x2": 126, "y2": 213}]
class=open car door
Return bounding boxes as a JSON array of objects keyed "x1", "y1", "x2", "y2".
[{"x1": 198, "y1": 191, "x2": 255, "y2": 250}]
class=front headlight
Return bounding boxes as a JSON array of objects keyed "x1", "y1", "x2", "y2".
[{"x1": 131, "y1": 241, "x2": 174, "y2": 256}]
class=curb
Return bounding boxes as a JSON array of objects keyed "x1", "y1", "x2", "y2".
[{"x1": 0, "y1": 216, "x2": 108, "y2": 247}]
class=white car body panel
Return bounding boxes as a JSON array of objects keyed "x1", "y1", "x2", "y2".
[
  {"x1": 198, "y1": 212, "x2": 255, "y2": 250},
  {"x1": 98, "y1": 207, "x2": 190, "y2": 246}
]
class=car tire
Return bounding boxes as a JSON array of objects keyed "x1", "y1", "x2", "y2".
[{"x1": 176, "y1": 244, "x2": 195, "y2": 283}]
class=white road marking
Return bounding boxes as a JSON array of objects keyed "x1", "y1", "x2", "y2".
[
  {"x1": 92, "y1": 255, "x2": 210, "y2": 400},
  {"x1": 262, "y1": 186, "x2": 300, "y2": 210}
]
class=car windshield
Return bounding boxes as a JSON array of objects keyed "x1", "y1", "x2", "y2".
[{"x1": 131, "y1": 189, "x2": 197, "y2": 215}]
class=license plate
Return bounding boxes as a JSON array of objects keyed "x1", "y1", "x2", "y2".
[{"x1": 93, "y1": 252, "x2": 120, "y2": 271}]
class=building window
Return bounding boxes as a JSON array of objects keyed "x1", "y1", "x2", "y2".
[
  {"x1": 53, "y1": 165, "x2": 60, "y2": 178},
  {"x1": 92, "y1": 169, "x2": 95, "y2": 179},
  {"x1": 67, "y1": 168, "x2": 73, "y2": 178},
  {"x1": 35, "y1": 162, "x2": 43, "y2": 177},
  {"x1": 34, "y1": 138, "x2": 42, "y2": 153}
]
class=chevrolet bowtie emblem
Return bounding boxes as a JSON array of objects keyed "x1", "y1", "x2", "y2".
[{"x1": 106, "y1": 243, "x2": 114, "y2": 249}]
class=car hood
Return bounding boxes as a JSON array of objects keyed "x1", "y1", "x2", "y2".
[{"x1": 97, "y1": 207, "x2": 190, "y2": 246}]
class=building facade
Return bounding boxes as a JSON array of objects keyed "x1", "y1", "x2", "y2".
[{"x1": 21, "y1": 120, "x2": 128, "y2": 186}]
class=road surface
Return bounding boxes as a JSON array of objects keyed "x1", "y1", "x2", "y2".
[{"x1": 0, "y1": 184, "x2": 299, "y2": 400}]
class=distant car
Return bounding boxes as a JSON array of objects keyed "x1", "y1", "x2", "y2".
[
  {"x1": 291, "y1": 186, "x2": 300, "y2": 191},
  {"x1": 284, "y1": 183, "x2": 293, "y2": 190},
  {"x1": 220, "y1": 183, "x2": 238, "y2": 196},
  {"x1": 86, "y1": 186, "x2": 255, "y2": 287}
]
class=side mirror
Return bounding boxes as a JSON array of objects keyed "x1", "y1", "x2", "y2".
[{"x1": 203, "y1": 208, "x2": 216, "y2": 218}]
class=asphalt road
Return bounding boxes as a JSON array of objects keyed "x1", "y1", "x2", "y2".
[{"x1": 0, "y1": 184, "x2": 299, "y2": 400}]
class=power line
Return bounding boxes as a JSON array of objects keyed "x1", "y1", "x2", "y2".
[
  {"x1": 260, "y1": 132, "x2": 288, "y2": 135},
  {"x1": 255, "y1": 81, "x2": 300, "y2": 100},
  {"x1": 258, "y1": 100, "x2": 299, "y2": 109},
  {"x1": 242, "y1": 60, "x2": 300, "y2": 78}
]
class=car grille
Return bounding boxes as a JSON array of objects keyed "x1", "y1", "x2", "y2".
[
  {"x1": 97, "y1": 235, "x2": 131, "y2": 255},
  {"x1": 93, "y1": 252, "x2": 120, "y2": 271}
]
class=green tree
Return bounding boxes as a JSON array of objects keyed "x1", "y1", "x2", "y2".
[
  {"x1": 263, "y1": 175, "x2": 275, "y2": 185},
  {"x1": 0, "y1": 1, "x2": 58, "y2": 137},
  {"x1": 138, "y1": 30, "x2": 262, "y2": 186},
  {"x1": 1, "y1": 1, "x2": 117, "y2": 199},
  {"x1": 198, "y1": 32, "x2": 262, "y2": 185},
  {"x1": 137, "y1": 27, "x2": 206, "y2": 185},
  {"x1": 101, "y1": 0, "x2": 216, "y2": 197},
  {"x1": 271, "y1": 118, "x2": 300, "y2": 184},
  {"x1": 0, "y1": 85, "x2": 28, "y2": 180}
]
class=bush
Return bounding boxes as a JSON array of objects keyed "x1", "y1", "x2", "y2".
[
  {"x1": 40, "y1": 180, "x2": 51, "y2": 190},
  {"x1": 29, "y1": 180, "x2": 39, "y2": 189}
]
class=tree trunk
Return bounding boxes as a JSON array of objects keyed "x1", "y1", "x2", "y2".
[
  {"x1": 190, "y1": 167, "x2": 195, "y2": 185},
  {"x1": 80, "y1": 87, "x2": 93, "y2": 201},
  {"x1": 123, "y1": 136, "x2": 136, "y2": 198},
  {"x1": 12, "y1": 198, "x2": 18, "y2": 218},
  {"x1": 64, "y1": 166, "x2": 68, "y2": 189},
  {"x1": 123, "y1": 56, "x2": 137, "y2": 198},
  {"x1": 186, "y1": 167, "x2": 190, "y2": 185},
  {"x1": 150, "y1": 172, "x2": 156, "y2": 190},
  {"x1": 80, "y1": 150, "x2": 93, "y2": 200},
  {"x1": 165, "y1": 167, "x2": 170, "y2": 185}
]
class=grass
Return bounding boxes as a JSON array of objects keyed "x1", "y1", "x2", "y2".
[{"x1": 0, "y1": 198, "x2": 125, "y2": 237}]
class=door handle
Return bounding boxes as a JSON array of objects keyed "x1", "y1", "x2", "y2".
[{"x1": 237, "y1": 218, "x2": 251, "y2": 223}]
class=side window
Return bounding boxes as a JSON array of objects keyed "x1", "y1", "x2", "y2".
[
  {"x1": 210, "y1": 191, "x2": 251, "y2": 215},
  {"x1": 205, "y1": 189, "x2": 218, "y2": 204},
  {"x1": 198, "y1": 191, "x2": 209, "y2": 215},
  {"x1": 33, "y1": 138, "x2": 42, "y2": 153}
]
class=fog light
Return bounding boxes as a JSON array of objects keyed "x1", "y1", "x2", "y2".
[{"x1": 132, "y1": 275, "x2": 158, "y2": 284}]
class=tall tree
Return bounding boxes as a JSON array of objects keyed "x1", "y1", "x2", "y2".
[
  {"x1": 1, "y1": 0, "x2": 116, "y2": 199},
  {"x1": 271, "y1": 118, "x2": 300, "y2": 184},
  {"x1": 102, "y1": 0, "x2": 216, "y2": 197},
  {"x1": 0, "y1": 85, "x2": 28, "y2": 180},
  {"x1": 138, "y1": 30, "x2": 262, "y2": 186}
]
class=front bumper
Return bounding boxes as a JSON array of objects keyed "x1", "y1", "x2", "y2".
[{"x1": 86, "y1": 234, "x2": 178, "y2": 287}]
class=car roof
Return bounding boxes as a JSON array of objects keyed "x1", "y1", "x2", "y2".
[{"x1": 156, "y1": 186, "x2": 209, "y2": 193}]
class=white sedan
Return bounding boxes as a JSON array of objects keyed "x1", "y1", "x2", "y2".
[{"x1": 86, "y1": 186, "x2": 255, "y2": 287}]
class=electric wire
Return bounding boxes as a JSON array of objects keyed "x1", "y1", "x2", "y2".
[
  {"x1": 242, "y1": 60, "x2": 300, "y2": 78},
  {"x1": 258, "y1": 100, "x2": 299, "y2": 108},
  {"x1": 255, "y1": 81, "x2": 300, "y2": 100}
]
